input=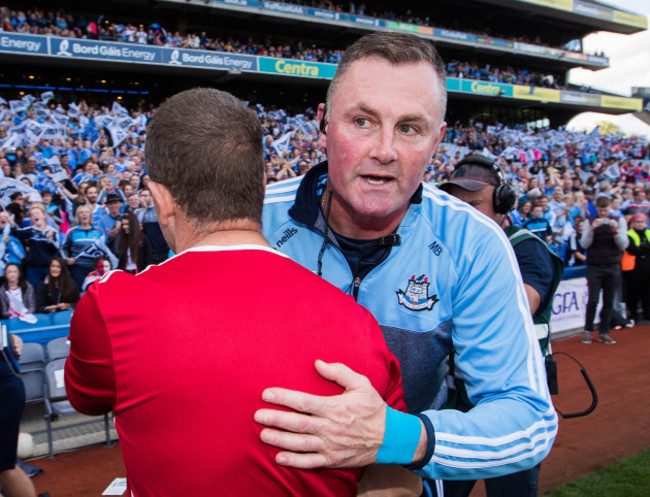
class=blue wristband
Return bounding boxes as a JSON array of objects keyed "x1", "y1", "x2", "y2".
[{"x1": 375, "y1": 405, "x2": 422, "y2": 465}]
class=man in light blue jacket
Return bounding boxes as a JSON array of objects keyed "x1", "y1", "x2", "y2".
[{"x1": 257, "y1": 32, "x2": 556, "y2": 496}]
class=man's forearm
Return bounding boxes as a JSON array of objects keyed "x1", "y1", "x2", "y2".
[
  {"x1": 581, "y1": 221, "x2": 593, "y2": 248},
  {"x1": 615, "y1": 219, "x2": 629, "y2": 249}
]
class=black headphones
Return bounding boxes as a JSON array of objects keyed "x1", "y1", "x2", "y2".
[
  {"x1": 319, "y1": 104, "x2": 328, "y2": 135},
  {"x1": 454, "y1": 154, "x2": 517, "y2": 214}
]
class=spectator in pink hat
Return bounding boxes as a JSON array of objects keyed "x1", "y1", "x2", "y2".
[{"x1": 623, "y1": 213, "x2": 650, "y2": 323}]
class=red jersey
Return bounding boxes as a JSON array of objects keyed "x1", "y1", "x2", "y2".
[{"x1": 65, "y1": 245, "x2": 405, "y2": 497}]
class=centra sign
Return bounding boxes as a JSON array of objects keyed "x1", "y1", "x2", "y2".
[
  {"x1": 275, "y1": 60, "x2": 320, "y2": 76},
  {"x1": 470, "y1": 81, "x2": 502, "y2": 95}
]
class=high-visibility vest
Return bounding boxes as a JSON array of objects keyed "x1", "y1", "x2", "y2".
[
  {"x1": 621, "y1": 229, "x2": 650, "y2": 271},
  {"x1": 505, "y1": 225, "x2": 564, "y2": 355}
]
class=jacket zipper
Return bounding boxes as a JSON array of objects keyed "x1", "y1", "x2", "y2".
[{"x1": 352, "y1": 276, "x2": 362, "y2": 301}]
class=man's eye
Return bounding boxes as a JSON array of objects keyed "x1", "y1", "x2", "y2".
[
  {"x1": 398, "y1": 124, "x2": 417, "y2": 134},
  {"x1": 355, "y1": 117, "x2": 370, "y2": 127}
]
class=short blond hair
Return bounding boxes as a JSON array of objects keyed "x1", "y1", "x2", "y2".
[{"x1": 74, "y1": 204, "x2": 93, "y2": 225}]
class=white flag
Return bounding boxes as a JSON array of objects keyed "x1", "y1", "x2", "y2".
[
  {"x1": 46, "y1": 156, "x2": 68, "y2": 182},
  {"x1": 41, "y1": 91, "x2": 55, "y2": 103},
  {"x1": 271, "y1": 131, "x2": 294, "y2": 156},
  {"x1": 75, "y1": 235, "x2": 118, "y2": 268},
  {"x1": 107, "y1": 124, "x2": 128, "y2": 148},
  {"x1": 111, "y1": 101, "x2": 130, "y2": 118},
  {"x1": 9, "y1": 100, "x2": 28, "y2": 114},
  {"x1": 0, "y1": 177, "x2": 39, "y2": 207},
  {"x1": 21, "y1": 94, "x2": 36, "y2": 107},
  {"x1": 67, "y1": 102, "x2": 80, "y2": 118},
  {"x1": 0, "y1": 133, "x2": 22, "y2": 151}
]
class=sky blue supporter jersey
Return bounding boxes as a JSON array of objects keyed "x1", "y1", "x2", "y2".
[
  {"x1": 61, "y1": 226, "x2": 105, "y2": 267},
  {"x1": 262, "y1": 164, "x2": 557, "y2": 480}
]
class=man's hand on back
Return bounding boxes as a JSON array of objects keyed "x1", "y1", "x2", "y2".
[{"x1": 254, "y1": 360, "x2": 387, "y2": 469}]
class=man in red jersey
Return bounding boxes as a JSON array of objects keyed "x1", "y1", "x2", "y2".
[{"x1": 65, "y1": 88, "x2": 411, "y2": 497}]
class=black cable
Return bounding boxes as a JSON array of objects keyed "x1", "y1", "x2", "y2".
[
  {"x1": 316, "y1": 190, "x2": 332, "y2": 278},
  {"x1": 552, "y1": 351, "x2": 598, "y2": 419}
]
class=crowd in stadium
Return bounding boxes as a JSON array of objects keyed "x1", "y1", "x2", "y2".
[
  {"x1": 446, "y1": 60, "x2": 563, "y2": 90},
  {"x1": 0, "y1": 92, "x2": 648, "y2": 296},
  {"x1": 0, "y1": 2, "x2": 602, "y2": 65},
  {"x1": 0, "y1": 4, "x2": 595, "y2": 94},
  {"x1": 0, "y1": 0, "x2": 647, "y2": 487}
]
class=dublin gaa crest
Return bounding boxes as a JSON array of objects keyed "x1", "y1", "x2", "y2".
[{"x1": 396, "y1": 275, "x2": 439, "y2": 311}]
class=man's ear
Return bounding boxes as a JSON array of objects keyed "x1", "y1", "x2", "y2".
[
  {"x1": 147, "y1": 181, "x2": 174, "y2": 227},
  {"x1": 316, "y1": 102, "x2": 327, "y2": 149},
  {"x1": 434, "y1": 120, "x2": 448, "y2": 151}
]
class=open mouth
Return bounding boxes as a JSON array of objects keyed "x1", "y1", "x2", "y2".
[{"x1": 362, "y1": 175, "x2": 393, "y2": 185}]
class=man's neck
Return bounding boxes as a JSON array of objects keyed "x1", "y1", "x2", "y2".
[
  {"x1": 175, "y1": 220, "x2": 269, "y2": 253},
  {"x1": 324, "y1": 193, "x2": 405, "y2": 240},
  {"x1": 328, "y1": 214, "x2": 402, "y2": 240}
]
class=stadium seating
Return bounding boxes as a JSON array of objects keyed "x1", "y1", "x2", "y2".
[
  {"x1": 21, "y1": 369, "x2": 46, "y2": 409},
  {"x1": 0, "y1": 2, "x2": 599, "y2": 56},
  {"x1": 45, "y1": 337, "x2": 70, "y2": 361},
  {"x1": 44, "y1": 358, "x2": 78, "y2": 458},
  {"x1": 18, "y1": 341, "x2": 46, "y2": 373},
  {"x1": 2, "y1": 313, "x2": 73, "y2": 346},
  {"x1": 44, "y1": 357, "x2": 113, "y2": 458},
  {"x1": 16, "y1": 339, "x2": 113, "y2": 458},
  {"x1": 0, "y1": 3, "x2": 599, "y2": 93},
  {"x1": 50, "y1": 309, "x2": 74, "y2": 327},
  {"x1": 19, "y1": 345, "x2": 48, "y2": 423},
  {"x1": 4, "y1": 314, "x2": 52, "y2": 333}
]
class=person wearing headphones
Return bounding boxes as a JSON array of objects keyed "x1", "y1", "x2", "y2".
[
  {"x1": 440, "y1": 153, "x2": 564, "y2": 497},
  {"x1": 258, "y1": 32, "x2": 556, "y2": 496}
]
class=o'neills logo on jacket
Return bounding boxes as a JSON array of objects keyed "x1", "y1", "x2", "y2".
[{"x1": 274, "y1": 228, "x2": 298, "y2": 249}]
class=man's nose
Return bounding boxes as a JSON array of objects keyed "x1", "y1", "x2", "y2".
[{"x1": 369, "y1": 127, "x2": 397, "y2": 165}]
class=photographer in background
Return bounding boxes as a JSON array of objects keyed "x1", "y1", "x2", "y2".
[{"x1": 580, "y1": 195, "x2": 628, "y2": 345}]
